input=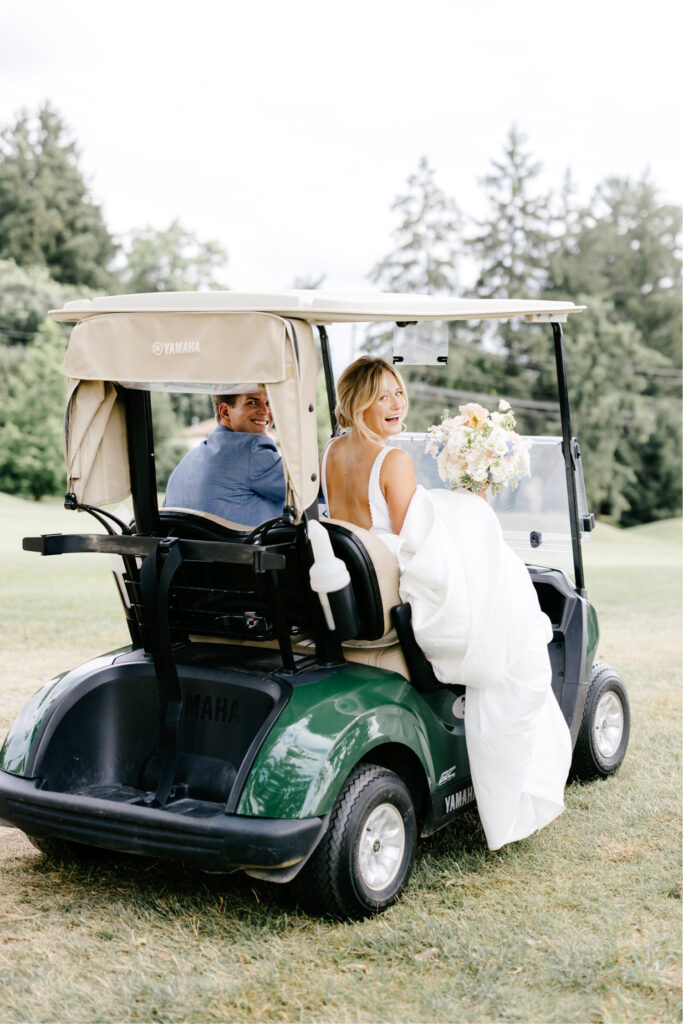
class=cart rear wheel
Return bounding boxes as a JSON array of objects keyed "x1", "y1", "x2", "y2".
[
  {"x1": 572, "y1": 663, "x2": 630, "y2": 779},
  {"x1": 289, "y1": 764, "x2": 417, "y2": 919}
]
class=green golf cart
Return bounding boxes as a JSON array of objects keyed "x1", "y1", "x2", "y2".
[{"x1": 0, "y1": 291, "x2": 630, "y2": 918}]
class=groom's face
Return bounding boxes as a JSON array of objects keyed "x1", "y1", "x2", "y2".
[
  {"x1": 219, "y1": 393, "x2": 273, "y2": 434},
  {"x1": 363, "y1": 372, "x2": 407, "y2": 439}
]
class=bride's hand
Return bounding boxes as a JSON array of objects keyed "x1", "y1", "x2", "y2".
[{"x1": 466, "y1": 485, "x2": 489, "y2": 503}]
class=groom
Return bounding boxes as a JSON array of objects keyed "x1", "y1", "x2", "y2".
[{"x1": 163, "y1": 388, "x2": 286, "y2": 526}]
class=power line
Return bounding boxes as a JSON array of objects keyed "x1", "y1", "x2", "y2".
[
  {"x1": 407, "y1": 381, "x2": 559, "y2": 412},
  {"x1": 445, "y1": 340, "x2": 683, "y2": 379}
]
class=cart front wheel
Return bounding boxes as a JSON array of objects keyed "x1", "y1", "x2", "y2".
[
  {"x1": 289, "y1": 764, "x2": 417, "y2": 919},
  {"x1": 572, "y1": 662, "x2": 630, "y2": 779}
]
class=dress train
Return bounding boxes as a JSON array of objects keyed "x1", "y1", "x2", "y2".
[{"x1": 375, "y1": 485, "x2": 572, "y2": 851}]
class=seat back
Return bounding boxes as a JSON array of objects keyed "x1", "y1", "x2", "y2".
[
  {"x1": 123, "y1": 509, "x2": 313, "y2": 646},
  {"x1": 121, "y1": 508, "x2": 399, "y2": 651},
  {"x1": 322, "y1": 519, "x2": 400, "y2": 642}
]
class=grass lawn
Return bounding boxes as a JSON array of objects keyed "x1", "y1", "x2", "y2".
[{"x1": 0, "y1": 494, "x2": 680, "y2": 1023}]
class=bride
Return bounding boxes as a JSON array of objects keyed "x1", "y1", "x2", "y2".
[{"x1": 321, "y1": 356, "x2": 572, "y2": 852}]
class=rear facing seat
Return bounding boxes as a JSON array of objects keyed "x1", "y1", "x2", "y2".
[{"x1": 157, "y1": 506, "x2": 412, "y2": 682}]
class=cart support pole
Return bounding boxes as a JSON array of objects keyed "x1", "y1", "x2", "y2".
[
  {"x1": 551, "y1": 323, "x2": 586, "y2": 593},
  {"x1": 125, "y1": 389, "x2": 160, "y2": 535},
  {"x1": 318, "y1": 326, "x2": 340, "y2": 436}
]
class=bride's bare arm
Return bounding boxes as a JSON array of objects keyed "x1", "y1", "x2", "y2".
[{"x1": 381, "y1": 448, "x2": 417, "y2": 534}]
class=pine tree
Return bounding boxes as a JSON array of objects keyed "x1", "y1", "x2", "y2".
[
  {"x1": 564, "y1": 295, "x2": 670, "y2": 519},
  {"x1": 546, "y1": 172, "x2": 682, "y2": 522},
  {"x1": 470, "y1": 126, "x2": 552, "y2": 301},
  {"x1": 467, "y1": 126, "x2": 554, "y2": 398},
  {"x1": 121, "y1": 219, "x2": 228, "y2": 293},
  {"x1": 547, "y1": 174, "x2": 682, "y2": 364},
  {"x1": 0, "y1": 104, "x2": 116, "y2": 289},
  {"x1": 369, "y1": 156, "x2": 462, "y2": 295},
  {"x1": 0, "y1": 320, "x2": 67, "y2": 499}
]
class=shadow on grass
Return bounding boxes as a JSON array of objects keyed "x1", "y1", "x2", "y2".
[
  {"x1": 23, "y1": 847, "x2": 299, "y2": 930},
  {"x1": 16, "y1": 807, "x2": 494, "y2": 928}
]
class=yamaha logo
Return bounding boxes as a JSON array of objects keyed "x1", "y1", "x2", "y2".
[
  {"x1": 184, "y1": 691, "x2": 239, "y2": 724},
  {"x1": 444, "y1": 785, "x2": 475, "y2": 814},
  {"x1": 151, "y1": 340, "x2": 200, "y2": 356}
]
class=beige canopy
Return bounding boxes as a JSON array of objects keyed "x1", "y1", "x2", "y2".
[
  {"x1": 61, "y1": 312, "x2": 319, "y2": 518},
  {"x1": 53, "y1": 289, "x2": 585, "y2": 325},
  {"x1": 54, "y1": 290, "x2": 585, "y2": 519}
]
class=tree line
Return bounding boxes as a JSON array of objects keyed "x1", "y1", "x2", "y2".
[
  {"x1": 369, "y1": 134, "x2": 681, "y2": 525},
  {"x1": 0, "y1": 105, "x2": 680, "y2": 524}
]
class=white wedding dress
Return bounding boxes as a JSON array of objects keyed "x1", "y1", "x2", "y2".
[{"x1": 322, "y1": 442, "x2": 572, "y2": 851}]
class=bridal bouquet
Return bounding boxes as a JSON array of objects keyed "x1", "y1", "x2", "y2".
[{"x1": 425, "y1": 400, "x2": 530, "y2": 497}]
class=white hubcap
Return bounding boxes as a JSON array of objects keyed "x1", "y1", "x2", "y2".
[
  {"x1": 593, "y1": 691, "x2": 624, "y2": 758},
  {"x1": 358, "y1": 803, "x2": 405, "y2": 891}
]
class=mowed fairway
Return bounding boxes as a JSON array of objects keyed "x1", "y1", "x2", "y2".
[{"x1": 0, "y1": 493, "x2": 680, "y2": 1023}]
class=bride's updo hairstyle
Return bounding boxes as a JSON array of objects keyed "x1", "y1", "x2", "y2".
[{"x1": 336, "y1": 356, "x2": 409, "y2": 444}]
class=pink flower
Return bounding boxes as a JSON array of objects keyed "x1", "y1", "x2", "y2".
[{"x1": 459, "y1": 403, "x2": 490, "y2": 429}]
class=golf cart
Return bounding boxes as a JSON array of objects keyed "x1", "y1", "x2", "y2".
[{"x1": 0, "y1": 291, "x2": 630, "y2": 918}]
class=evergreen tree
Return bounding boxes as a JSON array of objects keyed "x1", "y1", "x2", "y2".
[
  {"x1": 0, "y1": 319, "x2": 67, "y2": 499},
  {"x1": 292, "y1": 273, "x2": 327, "y2": 289},
  {"x1": 0, "y1": 104, "x2": 116, "y2": 289},
  {"x1": 366, "y1": 156, "x2": 462, "y2": 361},
  {"x1": 468, "y1": 126, "x2": 555, "y2": 398},
  {"x1": 620, "y1": 402, "x2": 682, "y2": 526},
  {"x1": 365, "y1": 132, "x2": 681, "y2": 525},
  {"x1": 546, "y1": 174, "x2": 682, "y2": 364},
  {"x1": 545, "y1": 167, "x2": 583, "y2": 297},
  {"x1": 121, "y1": 219, "x2": 228, "y2": 293},
  {"x1": 546, "y1": 172, "x2": 682, "y2": 522},
  {"x1": 560, "y1": 294, "x2": 673, "y2": 520},
  {"x1": 0, "y1": 258, "x2": 90, "y2": 345},
  {"x1": 470, "y1": 125, "x2": 552, "y2": 301},
  {"x1": 369, "y1": 156, "x2": 462, "y2": 294}
]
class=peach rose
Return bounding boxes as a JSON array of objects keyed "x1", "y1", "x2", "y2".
[{"x1": 460, "y1": 402, "x2": 490, "y2": 429}]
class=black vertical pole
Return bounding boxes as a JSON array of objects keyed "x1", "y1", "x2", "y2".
[
  {"x1": 318, "y1": 325, "x2": 340, "y2": 437},
  {"x1": 552, "y1": 323, "x2": 585, "y2": 593},
  {"x1": 125, "y1": 389, "x2": 160, "y2": 535}
]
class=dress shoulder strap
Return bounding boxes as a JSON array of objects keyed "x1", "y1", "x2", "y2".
[
  {"x1": 368, "y1": 445, "x2": 394, "y2": 531},
  {"x1": 369, "y1": 445, "x2": 393, "y2": 488}
]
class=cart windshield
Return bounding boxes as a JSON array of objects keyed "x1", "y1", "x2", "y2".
[{"x1": 389, "y1": 433, "x2": 590, "y2": 581}]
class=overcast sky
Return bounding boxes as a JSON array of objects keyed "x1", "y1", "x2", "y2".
[{"x1": 1, "y1": 0, "x2": 681, "y2": 293}]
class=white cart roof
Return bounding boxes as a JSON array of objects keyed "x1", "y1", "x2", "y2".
[{"x1": 51, "y1": 289, "x2": 585, "y2": 325}]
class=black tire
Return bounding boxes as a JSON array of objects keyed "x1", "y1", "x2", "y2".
[
  {"x1": 289, "y1": 764, "x2": 417, "y2": 919},
  {"x1": 572, "y1": 662, "x2": 630, "y2": 780}
]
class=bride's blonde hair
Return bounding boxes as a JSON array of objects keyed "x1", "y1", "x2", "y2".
[{"x1": 336, "y1": 356, "x2": 409, "y2": 443}]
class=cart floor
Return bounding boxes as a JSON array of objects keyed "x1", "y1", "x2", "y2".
[{"x1": 68, "y1": 784, "x2": 227, "y2": 817}]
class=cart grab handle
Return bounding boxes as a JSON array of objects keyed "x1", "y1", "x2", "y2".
[{"x1": 22, "y1": 533, "x2": 287, "y2": 571}]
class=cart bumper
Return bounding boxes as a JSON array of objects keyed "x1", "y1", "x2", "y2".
[{"x1": 0, "y1": 770, "x2": 325, "y2": 875}]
